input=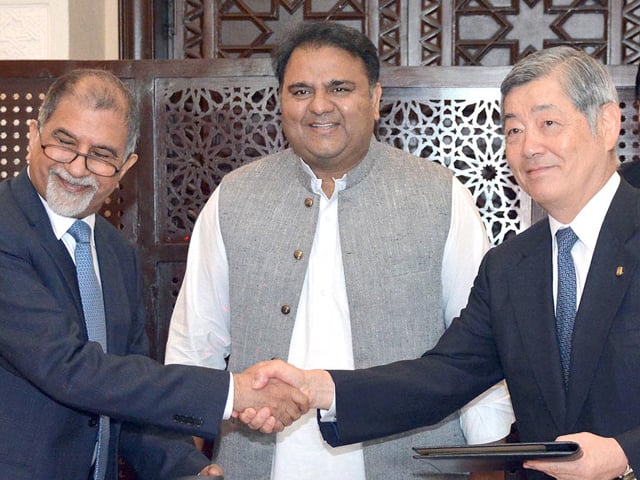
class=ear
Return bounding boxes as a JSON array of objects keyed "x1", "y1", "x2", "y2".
[
  {"x1": 26, "y1": 119, "x2": 39, "y2": 162},
  {"x1": 117, "y1": 153, "x2": 138, "y2": 181},
  {"x1": 597, "y1": 102, "x2": 621, "y2": 151},
  {"x1": 371, "y1": 82, "x2": 382, "y2": 121}
]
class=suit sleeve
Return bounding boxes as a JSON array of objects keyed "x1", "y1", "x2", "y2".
[
  {"x1": 119, "y1": 424, "x2": 211, "y2": 479},
  {"x1": 0, "y1": 216, "x2": 229, "y2": 440},
  {"x1": 445, "y1": 178, "x2": 515, "y2": 444},
  {"x1": 320, "y1": 252, "x2": 505, "y2": 447},
  {"x1": 116, "y1": 250, "x2": 213, "y2": 479}
]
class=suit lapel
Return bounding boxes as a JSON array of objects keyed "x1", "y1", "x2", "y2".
[
  {"x1": 94, "y1": 222, "x2": 129, "y2": 355},
  {"x1": 11, "y1": 171, "x2": 84, "y2": 320},
  {"x1": 509, "y1": 220, "x2": 567, "y2": 431},
  {"x1": 565, "y1": 182, "x2": 640, "y2": 429}
]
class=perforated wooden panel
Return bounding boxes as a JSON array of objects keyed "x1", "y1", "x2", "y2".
[
  {"x1": 0, "y1": 59, "x2": 637, "y2": 361},
  {"x1": 172, "y1": 1, "x2": 640, "y2": 67}
]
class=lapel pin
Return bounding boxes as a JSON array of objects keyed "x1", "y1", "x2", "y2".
[{"x1": 616, "y1": 266, "x2": 624, "y2": 277}]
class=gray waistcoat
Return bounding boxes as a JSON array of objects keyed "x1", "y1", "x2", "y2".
[{"x1": 216, "y1": 139, "x2": 467, "y2": 479}]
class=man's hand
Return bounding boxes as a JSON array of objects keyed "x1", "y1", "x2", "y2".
[
  {"x1": 232, "y1": 361, "x2": 310, "y2": 433},
  {"x1": 198, "y1": 463, "x2": 224, "y2": 476},
  {"x1": 232, "y1": 359, "x2": 335, "y2": 433},
  {"x1": 247, "y1": 359, "x2": 335, "y2": 409},
  {"x1": 523, "y1": 432, "x2": 628, "y2": 480}
]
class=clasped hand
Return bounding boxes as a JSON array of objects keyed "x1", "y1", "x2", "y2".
[{"x1": 231, "y1": 359, "x2": 333, "y2": 433}]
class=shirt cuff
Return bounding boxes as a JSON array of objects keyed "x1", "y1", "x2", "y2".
[
  {"x1": 223, "y1": 372, "x2": 234, "y2": 420},
  {"x1": 319, "y1": 394, "x2": 337, "y2": 422}
]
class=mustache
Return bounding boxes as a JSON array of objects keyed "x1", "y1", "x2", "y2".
[{"x1": 50, "y1": 165, "x2": 98, "y2": 190}]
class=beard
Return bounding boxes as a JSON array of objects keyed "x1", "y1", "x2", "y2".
[{"x1": 46, "y1": 165, "x2": 98, "y2": 217}]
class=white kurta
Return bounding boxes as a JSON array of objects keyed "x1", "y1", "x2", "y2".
[{"x1": 166, "y1": 161, "x2": 515, "y2": 479}]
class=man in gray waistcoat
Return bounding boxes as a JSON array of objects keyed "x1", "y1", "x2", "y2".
[{"x1": 165, "y1": 21, "x2": 514, "y2": 480}]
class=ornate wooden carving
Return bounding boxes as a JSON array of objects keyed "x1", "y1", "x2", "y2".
[
  {"x1": 622, "y1": 1, "x2": 640, "y2": 64},
  {"x1": 167, "y1": 1, "x2": 628, "y2": 67},
  {"x1": 454, "y1": 0, "x2": 609, "y2": 66}
]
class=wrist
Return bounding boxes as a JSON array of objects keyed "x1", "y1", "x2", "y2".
[{"x1": 306, "y1": 369, "x2": 334, "y2": 410}]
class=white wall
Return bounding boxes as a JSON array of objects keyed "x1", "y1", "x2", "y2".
[{"x1": 0, "y1": 0, "x2": 118, "y2": 59}]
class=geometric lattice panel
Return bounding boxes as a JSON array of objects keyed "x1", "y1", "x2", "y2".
[
  {"x1": 622, "y1": 0, "x2": 640, "y2": 64},
  {"x1": 156, "y1": 77, "x2": 284, "y2": 242},
  {"x1": 455, "y1": 0, "x2": 610, "y2": 66},
  {"x1": 616, "y1": 85, "x2": 640, "y2": 165},
  {"x1": 378, "y1": 87, "x2": 523, "y2": 245},
  {"x1": 175, "y1": 0, "x2": 371, "y2": 61},
  {"x1": 156, "y1": 79, "x2": 527, "y2": 247},
  {"x1": 150, "y1": 261, "x2": 188, "y2": 361},
  {"x1": 0, "y1": 86, "x2": 45, "y2": 180},
  {"x1": 378, "y1": 0, "x2": 404, "y2": 65},
  {"x1": 418, "y1": 1, "x2": 444, "y2": 66}
]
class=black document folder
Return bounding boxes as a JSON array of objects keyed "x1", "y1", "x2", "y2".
[{"x1": 413, "y1": 441, "x2": 582, "y2": 473}]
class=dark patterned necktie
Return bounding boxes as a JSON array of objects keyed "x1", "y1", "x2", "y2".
[
  {"x1": 555, "y1": 227, "x2": 579, "y2": 389},
  {"x1": 67, "y1": 220, "x2": 110, "y2": 480}
]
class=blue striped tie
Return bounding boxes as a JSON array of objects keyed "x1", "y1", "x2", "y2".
[
  {"x1": 555, "y1": 227, "x2": 579, "y2": 389},
  {"x1": 68, "y1": 220, "x2": 110, "y2": 480}
]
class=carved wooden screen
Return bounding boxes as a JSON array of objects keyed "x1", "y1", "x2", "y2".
[
  {"x1": 171, "y1": 1, "x2": 640, "y2": 66},
  {"x1": 0, "y1": 60, "x2": 637, "y2": 364}
]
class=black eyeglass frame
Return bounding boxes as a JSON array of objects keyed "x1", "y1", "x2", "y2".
[{"x1": 39, "y1": 142, "x2": 127, "y2": 178}]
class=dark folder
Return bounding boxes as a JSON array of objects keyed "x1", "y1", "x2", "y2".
[{"x1": 413, "y1": 441, "x2": 582, "y2": 473}]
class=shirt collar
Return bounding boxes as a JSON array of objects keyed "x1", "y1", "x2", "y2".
[
  {"x1": 299, "y1": 160, "x2": 348, "y2": 198},
  {"x1": 548, "y1": 172, "x2": 620, "y2": 251},
  {"x1": 295, "y1": 136, "x2": 377, "y2": 195}
]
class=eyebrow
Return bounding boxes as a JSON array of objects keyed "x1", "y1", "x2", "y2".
[
  {"x1": 287, "y1": 82, "x2": 312, "y2": 91},
  {"x1": 503, "y1": 103, "x2": 556, "y2": 121},
  {"x1": 287, "y1": 79, "x2": 356, "y2": 91},
  {"x1": 50, "y1": 127, "x2": 119, "y2": 157},
  {"x1": 328, "y1": 79, "x2": 354, "y2": 87},
  {"x1": 532, "y1": 104, "x2": 556, "y2": 113}
]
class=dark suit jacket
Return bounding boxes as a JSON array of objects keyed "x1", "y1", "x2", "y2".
[
  {"x1": 620, "y1": 160, "x2": 640, "y2": 189},
  {"x1": 320, "y1": 180, "x2": 640, "y2": 479},
  {"x1": 0, "y1": 170, "x2": 230, "y2": 480}
]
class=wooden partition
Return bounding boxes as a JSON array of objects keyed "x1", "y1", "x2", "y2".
[{"x1": 1, "y1": 59, "x2": 638, "y2": 365}]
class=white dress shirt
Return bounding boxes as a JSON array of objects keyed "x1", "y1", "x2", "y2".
[{"x1": 549, "y1": 173, "x2": 620, "y2": 309}]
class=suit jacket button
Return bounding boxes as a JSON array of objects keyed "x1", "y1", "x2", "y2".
[
  {"x1": 293, "y1": 249, "x2": 303, "y2": 260},
  {"x1": 88, "y1": 415, "x2": 99, "y2": 427},
  {"x1": 281, "y1": 304, "x2": 291, "y2": 315},
  {"x1": 304, "y1": 197, "x2": 314, "y2": 207}
]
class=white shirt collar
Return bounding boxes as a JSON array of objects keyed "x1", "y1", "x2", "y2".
[
  {"x1": 299, "y1": 159, "x2": 348, "y2": 199},
  {"x1": 548, "y1": 172, "x2": 620, "y2": 251}
]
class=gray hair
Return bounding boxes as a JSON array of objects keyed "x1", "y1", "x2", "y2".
[
  {"x1": 38, "y1": 68, "x2": 140, "y2": 160},
  {"x1": 500, "y1": 46, "x2": 618, "y2": 133}
]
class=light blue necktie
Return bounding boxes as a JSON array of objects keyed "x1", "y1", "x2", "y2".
[
  {"x1": 555, "y1": 227, "x2": 579, "y2": 389},
  {"x1": 67, "y1": 220, "x2": 110, "y2": 480}
]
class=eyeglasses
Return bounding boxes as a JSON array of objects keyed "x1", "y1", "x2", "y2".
[{"x1": 40, "y1": 143, "x2": 125, "y2": 177}]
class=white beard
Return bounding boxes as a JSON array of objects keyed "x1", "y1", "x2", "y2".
[{"x1": 46, "y1": 165, "x2": 98, "y2": 217}]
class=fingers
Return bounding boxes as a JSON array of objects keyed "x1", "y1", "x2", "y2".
[
  {"x1": 236, "y1": 407, "x2": 284, "y2": 433},
  {"x1": 235, "y1": 407, "x2": 257, "y2": 423},
  {"x1": 198, "y1": 463, "x2": 224, "y2": 476},
  {"x1": 250, "y1": 359, "x2": 306, "y2": 391},
  {"x1": 262, "y1": 378, "x2": 309, "y2": 425},
  {"x1": 233, "y1": 366, "x2": 310, "y2": 430},
  {"x1": 245, "y1": 407, "x2": 271, "y2": 430}
]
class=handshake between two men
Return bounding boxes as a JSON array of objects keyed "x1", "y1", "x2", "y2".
[{"x1": 232, "y1": 359, "x2": 332, "y2": 433}]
